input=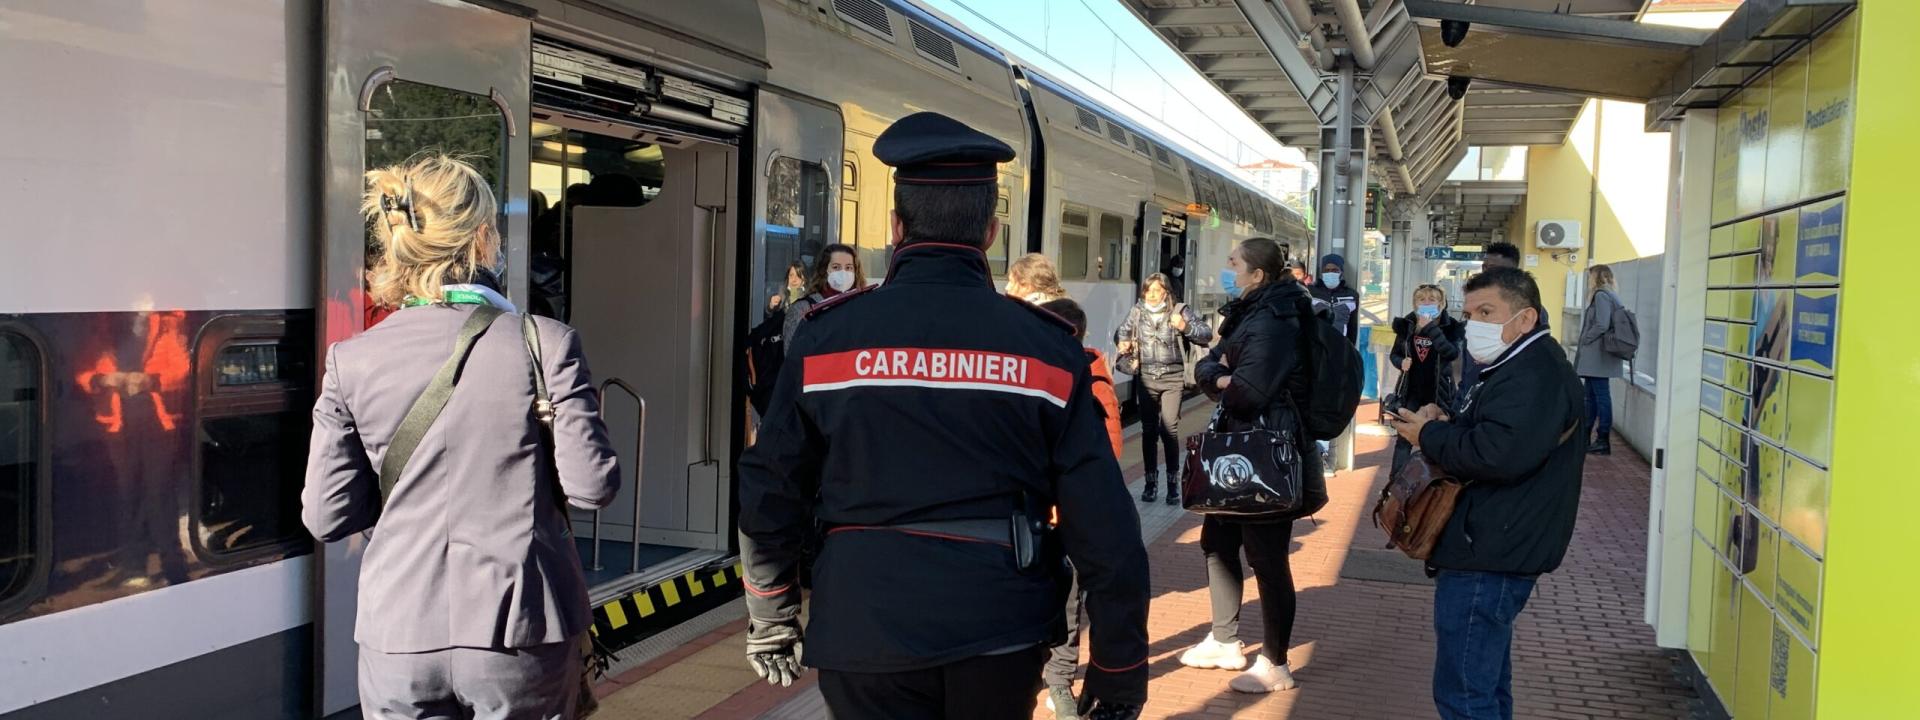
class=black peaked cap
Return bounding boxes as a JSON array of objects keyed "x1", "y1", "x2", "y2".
[{"x1": 873, "y1": 111, "x2": 1016, "y2": 185}]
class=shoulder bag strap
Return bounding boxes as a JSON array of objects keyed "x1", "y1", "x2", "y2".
[
  {"x1": 378, "y1": 305, "x2": 505, "y2": 509},
  {"x1": 521, "y1": 314, "x2": 576, "y2": 531}
]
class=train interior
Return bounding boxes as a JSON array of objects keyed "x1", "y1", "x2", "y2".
[{"x1": 525, "y1": 65, "x2": 743, "y2": 594}]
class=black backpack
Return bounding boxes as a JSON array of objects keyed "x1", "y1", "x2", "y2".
[
  {"x1": 1295, "y1": 298, "x2": 1364, "y2": 441},
  {"x1": 744, "y1": 310, "x2": 786, "y2": 415}
]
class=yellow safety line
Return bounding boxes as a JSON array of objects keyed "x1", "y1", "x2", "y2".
[
  {"x1": 605, "y1": 601, "x2": 629, "y2": 630},
  {"x1": 662, "y1": 580, "x2": 682, "y2": 606},
  {"x1": 685, "y1": 571, "x2": 706, "y2": 596},
  {"x1": 636, "y1": 590, "x2": 657, "y2": 617}
]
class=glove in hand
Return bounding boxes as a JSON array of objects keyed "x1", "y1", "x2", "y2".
[{"x1": 745, "y1": 620, "x2": 804, "y2": 687}]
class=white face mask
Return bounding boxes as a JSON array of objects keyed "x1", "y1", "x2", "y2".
[
  {"x1": 1464, "y1": 312, "x2": 1527, "y2": 364},
  {"x1": 827, "y1": 270, "x2": 855, "y2": 292}
]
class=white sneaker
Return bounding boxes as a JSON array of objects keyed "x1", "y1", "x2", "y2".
[
  {"x1": 1228, "y1": 655, "x2": 1298, "y2": 693},
  {"x1": 1177, "y1": 636, "x2": 1247, "y2": 670}
]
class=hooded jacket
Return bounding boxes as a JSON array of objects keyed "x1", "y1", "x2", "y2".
[{"x1": 1311, "y1": 253, "x2": 1362, "y2": 341}]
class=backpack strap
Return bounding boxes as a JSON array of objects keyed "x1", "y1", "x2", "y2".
[
  {"x1": 378, "y1": 305, "x2": 504, "y2": 510},
  {"x1": 521, "y1": 314, "x2": 577, "y2": 531}
]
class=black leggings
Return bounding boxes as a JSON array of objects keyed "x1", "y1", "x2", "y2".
[
  {"x1": 1200, "y1": 516, "x2": 1297, "y2": 663},
  {"x1": 1137, "y1": 374, "x2": 1184, "y2": 477}
]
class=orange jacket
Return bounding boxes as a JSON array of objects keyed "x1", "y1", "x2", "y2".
[{"x1": 1086, "y1": 348, "x2": 1124, "y2": 460}]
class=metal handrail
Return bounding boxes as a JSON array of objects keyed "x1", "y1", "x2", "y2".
[{"x1": 597, "y1": 378, "x2": 647, "y2": 574}]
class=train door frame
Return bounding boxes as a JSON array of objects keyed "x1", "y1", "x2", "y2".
[{"x1": 314, "y1": 1, "x2": 532, "y2": 715}]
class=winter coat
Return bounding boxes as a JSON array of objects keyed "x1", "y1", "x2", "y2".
[
  {"x1": 1115, "y1": 301, "x2": 1214, "y2": 377},
  {"x1": 1390, "y1": 310, "x2": 1464, "y2": 411},
  {"x1": 1417, "y1": 328, "x2": 1586, "y2": 575},
  {"x1": 1193, "y1": 281, "x2": 1328, "y2": 520},
  {"x1": 1087, "y1": 348, "x2": 1124, "y2": 459},
  {"x1": 1575, "y1": 289, "x2": 1628, "y2": 379}
]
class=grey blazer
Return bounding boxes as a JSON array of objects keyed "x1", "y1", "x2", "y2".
[
  {"x1": 302, "y1": 304, "x2": 621, "y2": 653},
  {"x1": 1575, "y1": 289, "x2": 1626, "y2": 379}
]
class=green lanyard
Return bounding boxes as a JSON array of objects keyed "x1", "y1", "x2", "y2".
[{"x1": 403, "y1": 289, "x2": 488, "y2": 307}]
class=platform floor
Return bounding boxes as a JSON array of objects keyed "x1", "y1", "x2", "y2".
[{"x1": 593, "y1": 402, "x2": 1699, "y2": 719}]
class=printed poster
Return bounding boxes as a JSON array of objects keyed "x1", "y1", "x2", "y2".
[
  {"x1": 1734, "y1": 75, "x2": 1771, "y2": 219},
  {"x1": 1765, "y1": 47, "x2": 1809, "y2": 209},
  {"x1": 1796, "y1": 199, "x2": 1843, "y2": 285},
  {"x1": 1802, "y1": 12, "x2": 1857, "y2": 198},
  {"x1": 1790, "y1": 289, "x2": 1838, "y2": 375},
  {"x1": 1780, "y1": 454, "x2": 1829, "y2": 554}
]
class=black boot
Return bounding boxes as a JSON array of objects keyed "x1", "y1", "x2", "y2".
[
  {"x1": 1587, "y1": 434, "x2": 1612, "y2": 456},
  {"x1": 1139, "y1": 472, "x2": 1159, "y2": 503},
  {"x1": 1164, "y1": 465, "x2": 1180, "y2": 505}
]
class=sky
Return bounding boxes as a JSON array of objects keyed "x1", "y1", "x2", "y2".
[{"x1": 919, "y1": 0, "x2": 1308, "y2": 175}]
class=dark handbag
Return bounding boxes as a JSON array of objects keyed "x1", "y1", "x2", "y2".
[{"x1": 1179, "y1": 408, "x2": 1304, "y2": 518}]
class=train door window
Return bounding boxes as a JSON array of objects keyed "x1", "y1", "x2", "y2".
[
  {"x1": 986, "y1": 185, "x2": 1012, "y2": 276},
  {"x1": 766, "y1": 157, "x2": 829, "y2": 309},
  {"x1": 839, "y1": 157, "x2": 861, "y2": 257},
  {"x1": 365, "y1": 80, "x2": 508, "y2": 282},
  {"x1": 0, "y1": 330, "x2": 43, "y2": 609},
  {"x1": 1060, "y1": 203, "x2": 1091, "y2": 280},
  {"x1": 191, "y1": 316, "x2": 316, "y2": 560},
  {"x1": 1098, "y1": 212, "x2": 1125, "y2": 280}
]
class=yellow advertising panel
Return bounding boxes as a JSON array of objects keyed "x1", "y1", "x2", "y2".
[
  {"x1": 1771, "y1": 620, "x2": 1817, "y2": 720},
  {"x1": 1748, "y1": 522, "x2": 1780, "y2": 602},
  {"x1": 1728, "y1": 323, "x2": 1753, "y2": 356},
  {"x1": 1776, "y1": 539, "x2": 1823, "y2": 646},
  {"x1": 1691, "y1": 537, "x2": 1718, "y2": 667},
  {"x1": 1714, "y1": 90, "x2": 1742, "y2": 223},
  {"x1": 1757, "y1": 441, "x2": 1785, "y2": 522},
  {"x1": 1706, "y1": 289, "x2": 1731, "y2": 319},
  {"x1": 1734, "y1": 74, "x2": 1771, "y2": 218},
  {"x1": 1730, "y1": 289, "x2": 1759, "y2": 324},
  {"x1": 1705, "y1": 321, "x2": 1729, "y2": 351},
  {"x1": 1710, "y1": 558, "x2": 1742, "y2": 698},
  {"x1": 1697, "y1": 471, "x2": 1723, "y2": 540},
  {"x1": 1766, "y1": 46, "x2": 1810, "y2": 209},
  {"x1": 1734, "y1": 217, "x2": 1762, "y2": 252},
  {"x1": 1786, "y1": 372, "x2": 1835, "y2": 466},
  {"x1": 1797, "y1": 198, "x2": 1844, "y2": 286},
  {"x1": 1802, "y1": 12, "x2": 1856, "y2": 198},
  {"x1": 1735, "y1": 582, "x2": 1777, "y2": 719},
  {"x1": 1752, "y1": 363, "x2": 1789, "y2": 444},
  {"x1": 1711, "y1": 224, "x2": 1735, "y2": 256},
  {"x1": 1728, "y1": 358, "x2": 1753, "y2": 396},
  {"x1": 1780, "y1": 455, "x2": 1829, "y2": 555},
  {"x1": 1763, "y1": 211, "x2": 1800, "y2": 285}
]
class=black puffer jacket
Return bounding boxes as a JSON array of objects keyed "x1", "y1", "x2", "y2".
[
  {"x1": 1116, "y1": 302, "x2": 1213, "y2": 376},
  {"x1": 1194, "y1": 280, "x2": 1327, "y2": 519}
]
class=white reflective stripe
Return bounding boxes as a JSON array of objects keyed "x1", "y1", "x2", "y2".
[
  {"x1": 804, "y1": 377, "x2": 1068, "y2": 408},
  {"x1": 0, "y1": 556, "x2": 311, "y2": 713}
]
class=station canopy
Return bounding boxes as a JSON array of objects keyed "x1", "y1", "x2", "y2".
[{"x1": 1120, "y1": 0, "x2": 1851, "y2": 202}]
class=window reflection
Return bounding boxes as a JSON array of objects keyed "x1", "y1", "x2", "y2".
[
  {"x1": 763, "y1": 157, "x2": 829, "y2": 320},
  {"x1": 0, "y1": 332, "x2": 39, "y2": 604}
]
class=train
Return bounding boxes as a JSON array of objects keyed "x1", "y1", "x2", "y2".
[{"x1": 0, "y1": 0, "x2": 1311, "y2": 717}]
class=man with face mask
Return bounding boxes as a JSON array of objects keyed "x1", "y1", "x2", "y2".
[
  {"x1": 1385, "y1": 267, "x2": 1586, "y2": 720},
  {"x1": 1310, "y1": 253, "x2": 1361, "y2": 341}
]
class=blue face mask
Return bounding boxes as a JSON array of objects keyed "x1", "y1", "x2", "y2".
[
  {"x1": 1321, "y1": 272, "x2": 1342, "y2": 289},
  {"x1": 1417, "y1": 303, "x2": 1440, "y2": 319},
  {"x1": 1220, "y1": 268, "x2": 1242, "y2": 299}
]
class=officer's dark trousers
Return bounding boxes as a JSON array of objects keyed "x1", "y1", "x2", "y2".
[
  {"x1": 1042, "y1": 569, "x2": 1087, "y2": 688},
  {"x1": 818, "y1": 645, "x2": 1047, "y2": 720}
]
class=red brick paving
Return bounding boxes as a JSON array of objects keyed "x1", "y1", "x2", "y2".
[
  {"x1": 629, "y1": 405, "x2": 1698, "y2": 719},
  {"x1": 1037, "y1": 409, "x2": 1695, "y2": 719}
]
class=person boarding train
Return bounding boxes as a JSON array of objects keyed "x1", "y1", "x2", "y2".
[{"x1": 736, "y1": 112, "x2": 1150, "y2": 720}]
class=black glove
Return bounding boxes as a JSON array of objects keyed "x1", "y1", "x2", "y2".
[{"x1": 745, "y1": 619, "x2": 804, "y2": 687}]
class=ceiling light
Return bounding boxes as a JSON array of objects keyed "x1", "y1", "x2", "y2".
[{"x1": 541, "y1": 140, "x2": 585, "y2": 155}]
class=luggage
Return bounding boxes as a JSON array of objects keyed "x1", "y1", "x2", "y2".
[
  {"x1": 1179, "y1": 409, "x2": 1305, "y2": 519},
  {"x1": 1372, "y1": 449, "x2": 1462, "y2": 560}
]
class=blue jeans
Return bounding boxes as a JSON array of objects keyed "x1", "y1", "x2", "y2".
[
  {"x1": 1583, "y1": 377, "x2": 1612, "y2": 439},
  {"x1": 1432, "y1": 570, "x2": 1538, "y2": 720}
]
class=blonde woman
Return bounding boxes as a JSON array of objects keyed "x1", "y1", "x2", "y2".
[
  {"x1": 1575, "y1": 263, "x2": 1625, "y2": 455},
  {"x1": 1006, "y1": 252, "x2": 1068, "y2": 303},
  {"x1": 302, "y1": 154, "x2": 621, "y2": 720}
]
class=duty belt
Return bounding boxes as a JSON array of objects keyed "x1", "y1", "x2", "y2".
[{"x1": 825, "y1": 517, "x2": 1052, "y2": 575}]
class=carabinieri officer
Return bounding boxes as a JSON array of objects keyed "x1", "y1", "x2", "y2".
[{"x1": 736, "y1": 111, "x2": 1150, "y2": 719}]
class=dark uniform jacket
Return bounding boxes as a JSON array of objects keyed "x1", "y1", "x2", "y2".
[
  {"x1": 1418, "y1": 328, "x2": 1586, "y2": 575},
  {"x1": 1193, "y1": 281, "x2": 1328, "y2": 519},
  {"x1": 737, "y1": 243, "x2": 1150, "y2": 700}
]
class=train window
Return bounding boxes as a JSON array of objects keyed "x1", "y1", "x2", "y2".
[
  {"x1": 1098, "y1": 213, "x2": 1124, "y2": 281},
  {"x1": 365, "y1": 80, "x2": 509, "y2": 297},
  {"x1": 0, "y1": 331, "x2": 42, "y2": 607},
  {"x1": 765, "y1": 157, "x2": 830, "y2": 316},
  {"x1": 985, "y1": 221, "x2": 1012, "y2": 277},
  {"x1": 841, "y1": 198, "x2": 859, "y2": 247},
  {"x1": 192, "y1": 317, "x2": 315, "y2": 560},
  {"x1": 1060, "y1": 203, "x2": 1091, "y2": 280}
]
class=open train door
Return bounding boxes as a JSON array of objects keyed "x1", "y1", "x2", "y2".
[{"x1": 313, "y1": 1, "x2": 531, "y2": 716}]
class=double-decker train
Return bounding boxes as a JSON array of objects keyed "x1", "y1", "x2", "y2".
[{"x1": 0, "y1": 0, "x2": 1310, "y2": 717}]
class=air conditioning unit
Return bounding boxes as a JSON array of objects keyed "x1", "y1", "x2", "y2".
[{"x1": 1536, "y1": 220, "x2": 1583, "y2": 250}]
